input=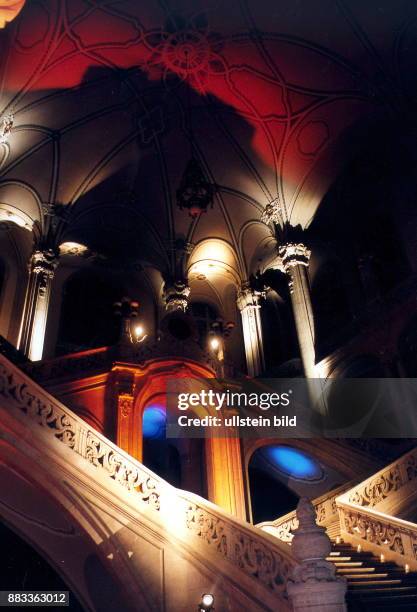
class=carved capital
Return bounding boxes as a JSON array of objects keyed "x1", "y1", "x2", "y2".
[
  {"x1": 0, "y1": 113, "x2": 13, "y2": 144},
  {"x1": 118, "y1": 394, "x2": 134, "y2": 419},
  {"x1": 278, "y1": 242, "x2": 311, "y2": 271},
  {"x1": 237, "y1": 283, "x2": 264, "y2": 311},
  {"x1": 30, "y1": 249, "x2": 59, "y2": 278},
  {"x1": 164, "y1": 280, "x2": 190, "y2": 312},
  {"x1": 260, "y1": 197, "x2": 282, "y2": 226}
]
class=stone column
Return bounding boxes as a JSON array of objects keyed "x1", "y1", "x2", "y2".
[
  {"x1": 287, "y1": 498, "x2": 347, "y2": 611},
  {"x1": 205, "y1": 433, "x2": 248, "y2": 521},
  {"x1": 237, "y1": 284, "x2": 265, "y2": 377},
  {"x1": 279, "y1": 242, "x2": 316, "y2": 378},
  {"x1": 18, "y1": 249, "x2": 59, "y2": 361}
]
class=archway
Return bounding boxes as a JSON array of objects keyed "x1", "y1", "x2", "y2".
[
  {"x1": 0, "y1": 520, "x2": 84, "y2": 611},
  {"x1": 248, "y1": 444, "x2": 328, "y2": 523}
]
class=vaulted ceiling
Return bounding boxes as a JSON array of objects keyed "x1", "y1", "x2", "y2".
[{"x1": 0, "y1": 0, "x2": 415, "y2": 288}]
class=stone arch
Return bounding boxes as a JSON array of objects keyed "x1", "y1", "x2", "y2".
[{"x1": 0, "y1": 437, "x2": 149, "y2": 611}]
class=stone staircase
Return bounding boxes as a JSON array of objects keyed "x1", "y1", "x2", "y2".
[{"x1": 329, "y1": 541, "x2": 417, "y2": 611}]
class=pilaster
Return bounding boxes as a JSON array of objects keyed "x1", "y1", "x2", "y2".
[{"x1": 18, "y1": 249, "x2": 59, "y2": 361}]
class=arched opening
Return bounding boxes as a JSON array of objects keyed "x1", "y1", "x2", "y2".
[
  {"x1": 0, "y1": 520, "x2": 84, "y2": 610},
  {"x1": 142, "y1": 403, "x2": 181, "y2": 488},
  {"x1": 249, "y1": 445, "x2": 327, "y2": 523},
  {"x1": 56, "y1": 269, "x2": 125, "y2": 354}
]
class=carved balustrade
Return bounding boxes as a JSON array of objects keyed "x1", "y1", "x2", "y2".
[
  {"x1": 0, "y1": 353, "x2": 295, "y2": 597},
  {"x1": 258, "y1": 481, "x2": 354, "y2": 543},
  {"x1": 335, "y1": 446, "x2": 417, "y2": 569}
]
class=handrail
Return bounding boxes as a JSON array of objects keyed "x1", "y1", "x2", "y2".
[
  {"x1": 0, "y1": 354, "x2": 295, "y2": 596},
  {"x1": 257, "y1": 480, "x2": 355, "y2": 543},
  {"x1": 335, "y1": 445, "x2": 417, "y2": 569}
]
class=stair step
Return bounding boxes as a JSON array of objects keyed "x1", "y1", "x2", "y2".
[
  {"x1": 343, "y1": 573, "x2": 389, "y2": 579},
  {"x1": 348, "y1": 579, "x2": 404, "y2": 587},
  {"x1": 337, "y1": 567, "x2": 379, "y2": 574},
  {"x1": 348, "y1": 601, "x2": 417, "y2": 612},
  {"x1": 347, "y1": 585, "x2": 417, "y2": 595},
  {"x1": 348, "y1": 595, "x2": 417, "y2": 612}
]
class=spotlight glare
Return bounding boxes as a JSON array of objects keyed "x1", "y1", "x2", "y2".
[{"x1": 200, "y1": 593, "x2": 214, "y2": 610}]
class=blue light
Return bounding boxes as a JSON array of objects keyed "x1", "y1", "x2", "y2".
[
  {"x1": 263, "y1": 446, "x2": 322, "y2": 480},
  {"x1": 143, "y1": 405, "x2": 166, "y2": 439}
]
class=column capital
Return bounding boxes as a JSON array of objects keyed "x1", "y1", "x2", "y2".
[
  {"x1": 237, "y1": 283, "x2": 264, "y2": 311},
  {"x1": 260, "y1": 197, "x2": 282, "y2": 226},
  {"x1": 278, "y1": 242, "x2": 311, "y2": 271},
  {"x1": 30, "y1": 249, "x2": 59, "y2": 278},
  {"x1": 163, "y1": 279, "x2": 190, "y2": 312}
]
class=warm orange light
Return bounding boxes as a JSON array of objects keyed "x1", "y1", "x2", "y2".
[
  {"x1": 0, "y1": 1, "x2": 26, "y2": 28},
  {"x1": 210, "y1": 337, "x2": 220, "y2": 351},
  {"x1": 133, "y1": 324, "x2": 147, "y2": 343}
]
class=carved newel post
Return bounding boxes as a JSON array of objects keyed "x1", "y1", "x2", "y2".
[
  {"x1": 287, "y1": 498, "x2": 347, "y2": 612},
  {"x1": 18, "y1": 249, "x2": 59, "y2": 361}
]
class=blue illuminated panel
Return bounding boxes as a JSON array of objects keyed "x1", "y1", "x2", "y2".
[
  {"x1": 142, "y1": 405, "x2": 166, "y2": 439},
  {"x1": 262, "y1": 446, "x2": 323, "y2": 481}
]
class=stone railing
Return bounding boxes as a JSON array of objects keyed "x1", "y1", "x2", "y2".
[
  {"x1": 258, "y1": 481, "x2": 354, "y2": 543},
  {"x1": 336, "y1": 446, "x2": 417, "y2": 569},
  {"x1": 24, "y1": 345, "x2": 113, "y2": 382},
  {"x1": 0, "y1": 353, "x2": 295, "y2": 598}
]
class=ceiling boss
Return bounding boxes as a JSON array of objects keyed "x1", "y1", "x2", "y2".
[{"x1": 0, "y1": 0, "x2": 25, "y2": 28}]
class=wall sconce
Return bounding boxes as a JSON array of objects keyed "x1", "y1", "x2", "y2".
[
  {"x1": 133, "y1": 324, "x2": 147, "y2": 343},
  {"x1": 209, "y1": 336, "x2": 220, "y2": 352},
  {"x1": 198, "y1": 593, "x2": 214, "y2": 611}
]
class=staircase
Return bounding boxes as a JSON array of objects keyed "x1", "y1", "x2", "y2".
[{"x1": 329, "y1": 541, "x2": 417, "y2": 611}]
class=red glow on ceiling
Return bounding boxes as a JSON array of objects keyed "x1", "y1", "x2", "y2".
[{"x1": 0, "y1": 2, "x2": 374, "y2": 197}]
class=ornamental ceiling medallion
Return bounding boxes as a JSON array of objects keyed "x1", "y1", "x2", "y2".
[
  {"x1": 0, "y1": 0, "x2": 25, "y2": 28},
  {"x1": 146, "y1": 13, "x2": 226, "y2": 92}
]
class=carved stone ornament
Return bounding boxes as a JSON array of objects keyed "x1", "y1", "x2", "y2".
[
  {"x1": 287, "y1": 498, "x2": 347, "y2": 611},
  {"x1": 185, "y1": 503, "x2": 294, "y2": 594},
  {"x1": 0, "y1": 113, "x2": 13, "y2": 144},
  {"x1": 335, "y1": 447, "x2": 417, "y2": 567},
  {"x1": 30, "y1": 250, "x2": 59, "y2": 298},
  {"x1": 31, "y1": 249, "x2": 59, "y2": 277},
  {"x1": 118, "y1": 394, "x2": 134, "y2": 419},
  {"x1": 0, "y1": 354, "x2": 295, "y2": 597},
  {"x1": 0, "y1": 358, "x2": 161, "y2": 511},
  {"x1": 164, "y1": 280, "x2": 191, "y2": 312},
  {"x1": 278, "y1": 242, "x2": 311, "y2": 271},
  {"x1": 236, "y1": 283, "x2": 264, "y2": 312},
  {"x1": 59, "y1": 241, "x2": 88, "y2": 257},
  {"x1": 260, "y1": 197, "x2": 282, "y2": 226}
]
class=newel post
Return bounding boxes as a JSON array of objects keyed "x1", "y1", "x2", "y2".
[{"x1": 287, "y1": 498, "x2": 347, "y2": 611}]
